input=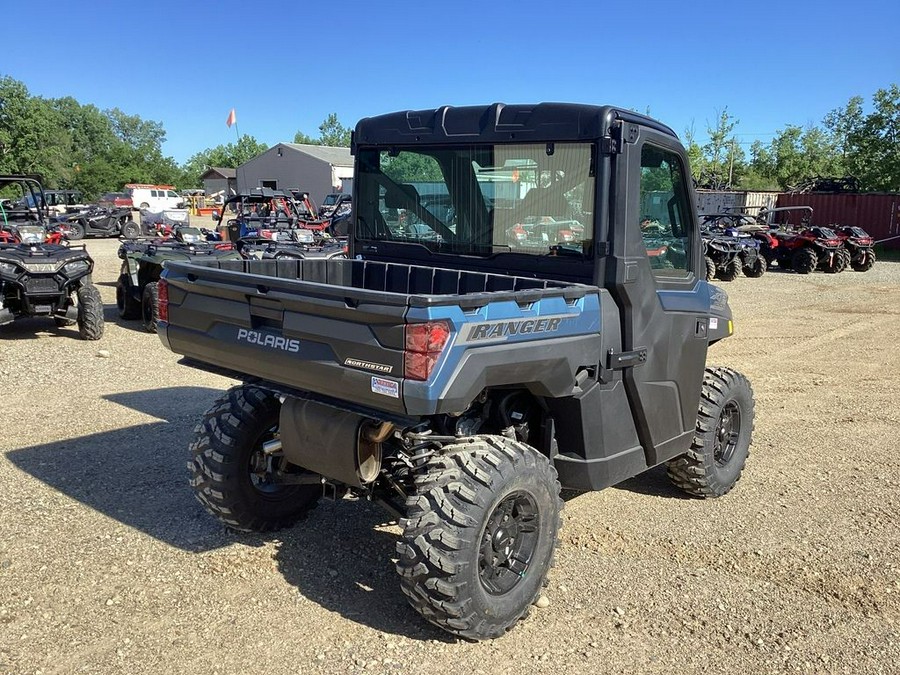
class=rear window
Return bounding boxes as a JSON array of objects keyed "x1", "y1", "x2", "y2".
[{"x1": 356, "y1": 142, "x2": 595, "y2": 257}]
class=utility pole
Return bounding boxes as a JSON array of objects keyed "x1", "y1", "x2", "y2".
[{"x1": 728, "y1": 139, "x2": 735, "y2": 188}]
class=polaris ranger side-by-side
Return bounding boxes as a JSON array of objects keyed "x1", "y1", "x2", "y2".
[{"x1": 158, "y1": 104, "x2": 755, "y2": 640}]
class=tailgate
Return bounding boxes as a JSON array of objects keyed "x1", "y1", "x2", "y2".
[{"x1": 161, "y1": 260, "x2": 409, "y2": 414}]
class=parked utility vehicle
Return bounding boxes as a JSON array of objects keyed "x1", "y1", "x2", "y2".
[
  {"x1": 158, "y1": 104, "x2": 754, "y2": 640},
  {"x1": 0, "y1": 176, "x2": 103, "y2": 339},
  {"x1": 117, "y1": 229, "x2": 241, "y2": 332},
  {"x1": 55, "y1": 205, "x2": 138, "y2": 240}
]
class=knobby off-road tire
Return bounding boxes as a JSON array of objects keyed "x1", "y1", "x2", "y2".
[
  {"x1": 121, "y1": 220, "x2": 140, "y2": 239},
  {"x1": 141, "y1": 282, "x2": 160, "y2": 333},
  {"x1": 704, "y1": 256, "x2": 716, "y2": 281},
  {"x1": 824, "y1": 249, "x2": 847, "y2": 274},
  {"x1": 396, "y1": 436, "x2": 562, "y2": 640},
  {"x1": 840, "y1": 248, "x2": 853, "y2": 270},
  {"x1": 716, "y1": 257, "x2": 742, "y2": 282},
  {"x1": 188, "y1": 385, "x2": 320, "y2": 532},
  {"x1": 116, "y1": 275, "x2": 141, "y2": 319},
  {"x1": 742, "y1": 255, "x2": 767, "y2": 278},
  {"x1": 852, "y1": 248, "x2": 876, "y2": 272},
  {"x1": 791, "y1": 247, "x2": 818, "y2": 274},
  {"x1": 667, "y1": 366, "x2": 754, "y2": 498},
  {"x1": 76, "y1": 284, "x2": 104, "y2": 340},
  {"x1": 67, "y1": 221, "x2": 86, "y2": 241}
]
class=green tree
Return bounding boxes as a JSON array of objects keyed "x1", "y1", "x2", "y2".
[
  {"x1": 292, "y1": 113, "x2": 351, "y2": 147},
  {"x1": 749, "y1": 125, "x2": 843, "y2": 190},
  {"x1": 699, "y1": 108, "x2": 742, "y2": 189},
  {"x1": 292, "y1": 130, "x2": 319, "y2": 145},
  {"x1": 381, "y1": 152, "x2": 443, "y2": 183},
  {"x1": 0, "y1": 77, "x2": 72, "y2": 184},
  {"x1": 318, "y1": 113, "x2": 351, "y2": 147},
  {"x1": 827, "y1": 85, "x2": 900, "y2": 191},
  {"x1": 181, "y1": 135, "x2": 268, "y2": 187},
  {"x1": 683, "y1": 122, "x2": 705, "y2": 183}
]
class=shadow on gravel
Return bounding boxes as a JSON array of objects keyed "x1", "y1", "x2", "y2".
[
  {"x1": 6, "y1": 386, "x2": 236, "y2": 552},
  {"x1": 0, "y1": 316, "x2": 81, "y2": 340},
  {"x1": 0, "y1": 304, "x2": 150, "y2": 339},
  {"x1": 104, "y1": 302, "x2": 154, "y2": 334},
  {"x1": 271, "y1": 499, "x2": 454, "y2": 642},
  {"x1": 7, "y1": 385, "x2": 452, "y2": 638},
  {"x1": 613, "y1": 464, "x2": 692, "y2": 499}
]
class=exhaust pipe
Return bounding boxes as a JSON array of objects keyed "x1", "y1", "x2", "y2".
[{"x1": 278, "y1": 398, "x2": 393, "y2": 487}]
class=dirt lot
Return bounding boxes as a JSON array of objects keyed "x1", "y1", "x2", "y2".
[{"x1": 1, "y1": 236, "x2": 898, "y2": 674}]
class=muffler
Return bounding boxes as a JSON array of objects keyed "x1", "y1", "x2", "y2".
[{"x1": 278, "y1": 397, "x2": 392, "y2": 487}]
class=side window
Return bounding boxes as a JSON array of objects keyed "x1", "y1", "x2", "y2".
[
  {"x1": 639, "y1": 145, "x2": 693, "y2": 278},
  {"x1": 167, "y1": 190, "x2": 178, "y2": 198}
]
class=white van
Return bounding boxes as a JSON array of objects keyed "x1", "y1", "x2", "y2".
[{"x1": 126, "y1": 184, "x2": 184, "y2": 211}]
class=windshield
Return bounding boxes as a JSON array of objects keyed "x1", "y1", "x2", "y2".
[{"x1": 356, "y1": 143, "x2": 595, "y2": 257}]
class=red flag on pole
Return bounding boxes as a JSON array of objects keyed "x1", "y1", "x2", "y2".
[{"x1": 226, "y1": 108, "x2": 236, "y2": 128}]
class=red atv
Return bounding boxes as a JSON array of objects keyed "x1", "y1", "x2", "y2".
[
  {"x1": 772, "y1": 225, "x2": 846, "y2": 274},
  {"x1": 1, "y1": 222, "x2": 68, "y2": 245},
  {"x1": 834, "y1": 226, "x2": 876, "y2": 272}
]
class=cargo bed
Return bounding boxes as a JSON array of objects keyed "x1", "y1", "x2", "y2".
[{"x1": 160, "y1": 258, "x2": 601, "y2": 416}]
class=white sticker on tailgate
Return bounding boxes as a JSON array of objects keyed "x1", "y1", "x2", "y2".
[{"x1": 371, "y1": 376, "x2": 400, "y2": 398}]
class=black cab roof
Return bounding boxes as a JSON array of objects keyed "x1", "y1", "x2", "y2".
[{"x1": 353, "y1": 103, "x2": 678, "y2": 149}]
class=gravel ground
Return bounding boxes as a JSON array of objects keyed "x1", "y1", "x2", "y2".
[{"x1": 1, "y1": 235, "x2": 899, "y2": 674}]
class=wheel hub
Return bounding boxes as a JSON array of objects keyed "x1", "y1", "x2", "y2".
[
  {"x1": 247, "y1": 428, "x2": 285, "y2": 494},
  {"x1": 479, "y1": 491, "x2": 540, "y2": 596},
  {"x1": 714, "y1": 401, "x2": 741, "y2": 466}
]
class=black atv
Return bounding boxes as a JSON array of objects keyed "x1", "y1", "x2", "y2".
[
  {"x1": 0, "y1": 176, "x2": 104, "y2": 340},
  {"x1": 236, "y1": 229, "x2": 348, "y2": 261},
  {"x1": 56, "y1": 205, "x2": 139, "y2": 240},
  {"x1": 701, "y1": 228, "x2": 766, "y2": 281},
  {"x1": 116, "y1": 227, "x2": 242, "y2": 332}
]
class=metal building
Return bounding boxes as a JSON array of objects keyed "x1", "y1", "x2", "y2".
[
  {"x1": 235, "y1": 144, "x2": 353, "y2": 205},
  {"x1": 199, "y1": 167, "x2": 237, "y2": 200}
]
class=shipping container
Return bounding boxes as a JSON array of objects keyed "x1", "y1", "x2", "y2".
[
  {"x1": 695, "y1": 190, "x2": 779, "y2": 215},
  {"x1": 775, "y1": 193, "x2": 900, "y2": 249}
]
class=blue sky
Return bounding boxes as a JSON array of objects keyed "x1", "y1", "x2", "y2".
[{"x1": 5, "y1": 0, "x2": 898, "y2": 163}]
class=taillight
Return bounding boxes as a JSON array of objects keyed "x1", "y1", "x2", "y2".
[
  {"x1": 404, "y1": 321, "x2": 451, "y2": 381},
  {"x1": 157, "y1": 278, "x2": 169, "y2": 323}
]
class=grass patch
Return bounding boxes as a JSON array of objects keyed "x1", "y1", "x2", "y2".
[{"x1": 874, "y1": 244, "x2": 900, "y2": 261}]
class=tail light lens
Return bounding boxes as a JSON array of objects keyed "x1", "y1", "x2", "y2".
[
  {"x1": 404, "y1": 321, "x2": 451, "y2": 381},
  {"x1": 157, "y1": 278, "x2": 169, "y2": 323}
]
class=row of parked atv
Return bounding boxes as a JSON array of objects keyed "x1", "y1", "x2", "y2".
[
  {"x1": 0, "y1": 177, "x2": 350, "y2": 340},
  {"x1": 117, "y1": 190, "x2": 350, "y2": 333},
  {"x1": 700, "y1": 207, "x2": 876, "y2": 281}
]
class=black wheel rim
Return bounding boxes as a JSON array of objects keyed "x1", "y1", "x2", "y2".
[
  {"x1": 479, "y1": 491, "x2": 540, "y2": 595},
  {"x1": 714, "y1": 401, "x2": 741, "y2": 466},
  {"x1": 247, "y1": 426, "x2": 286, "y2": 495}
]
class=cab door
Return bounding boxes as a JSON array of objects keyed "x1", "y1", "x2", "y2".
[{"x1": 605, "y1": 124, "x2": 709, "y2": 466}]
